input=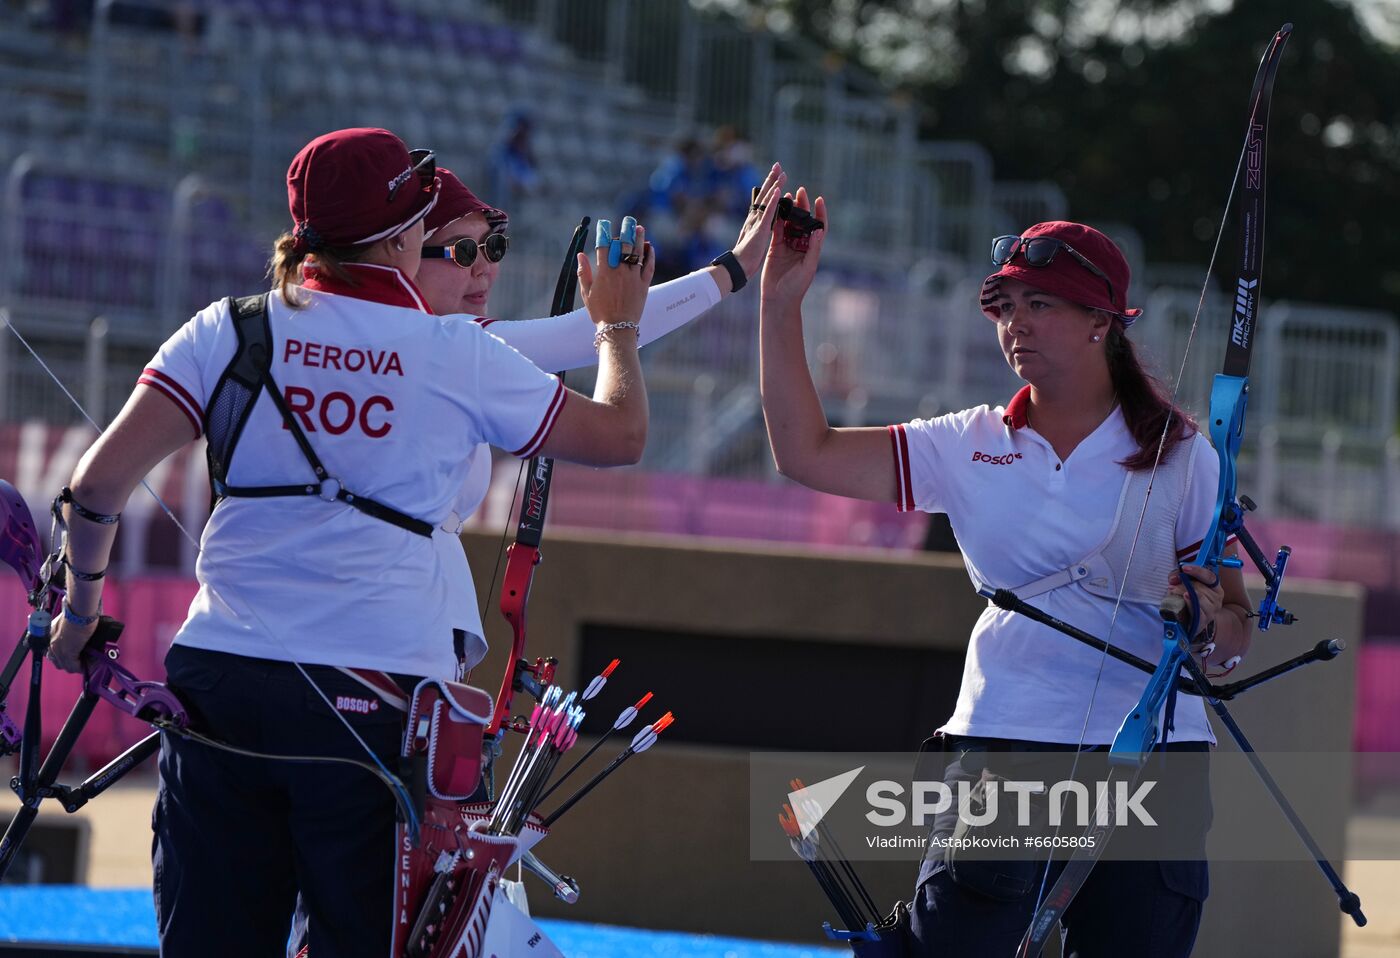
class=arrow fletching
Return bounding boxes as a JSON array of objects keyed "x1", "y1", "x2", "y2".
[{"x1": 582, "y1": 658, "x2": 620, "y2": 700}]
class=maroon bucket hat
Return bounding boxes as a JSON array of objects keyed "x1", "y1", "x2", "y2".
[
  {"x1": 980, "y1": 221, "x2": 1143, "y2": 326},
  {"x1": 423, "y1": 168, "x2": 509, "y2": 239},
  {"x1": 287, "y1": 127, "x2": 440, "y2": 252}
]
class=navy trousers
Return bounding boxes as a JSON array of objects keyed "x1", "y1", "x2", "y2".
[
  {"x1": 153, "y1": 645, "x2": 406, "y2": 958},
  {"x1": 901, "y1": 737, "x2": 1211, "y2": 958},
  {"x1": 905, "y1": 855, "x2": 1207, "y2": 957}
]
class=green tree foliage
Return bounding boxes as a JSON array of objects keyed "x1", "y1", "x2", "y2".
[{"x1": 699, "y1": 0, "x2": 1400, "y2": 309}]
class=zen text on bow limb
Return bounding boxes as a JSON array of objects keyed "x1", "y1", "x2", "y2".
[{"x1": 864, "y1": 779, "x2": 1159, "y2": 828}]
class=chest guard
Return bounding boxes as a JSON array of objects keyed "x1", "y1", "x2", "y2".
[{"x1": 983, "y1": 438, "x2": 1200, "y2": 605}]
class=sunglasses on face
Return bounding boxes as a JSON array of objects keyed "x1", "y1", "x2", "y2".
[
  {"x1": 990, "y1": 234, "x2": 1116, "y2": 308},
  {"x1": 387, "y1": 148, "x2": 436, "y2": 203},
  {"x1": 420, "y1": 232, "x2": 510, "y2": 267}
]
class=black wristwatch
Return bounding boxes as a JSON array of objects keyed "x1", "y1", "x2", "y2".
[{"x1": 710, "y1": 250, "x2": 746, "y2": 293}]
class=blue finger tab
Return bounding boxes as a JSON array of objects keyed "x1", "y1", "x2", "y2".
[
  {"x1": 608, "y1": 239, "x2": 623, "y2": 268},
  {"x1": 619, "y1": 216, "x2": 637, "y2": 246},
  {"x1": 595, "y1": 219, "x2": 613, "y2": 250}
]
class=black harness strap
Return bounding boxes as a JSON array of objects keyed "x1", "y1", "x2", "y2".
[{"x1": 207, "y1": 294, "x2": 433, "y2": 539}]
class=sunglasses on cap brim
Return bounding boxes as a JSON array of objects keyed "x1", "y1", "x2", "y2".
[
  {"x1": 386, "y1": 148, "x2": 437, "y2": 203},
  {"x1": 420, "y1": 232, "x2": 510, "y2": 267},
  {"x1": 990, "y1": 234, "x2": 1117, "y2": 309}
]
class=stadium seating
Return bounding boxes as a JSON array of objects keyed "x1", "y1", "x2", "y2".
[{"x1": 0, "y1": 0, "x2": 1394, "y2": 526}]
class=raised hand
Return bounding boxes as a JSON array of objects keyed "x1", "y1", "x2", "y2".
[
  {"x1": 577, "y1": 218, "x2": 656, "y2": 327},
  {"x1": 760, "y1": 187, "x2": 827, "y2": 308},
  {"x1": 731, "y1": 163, "x2": 787, "y2": 279}
]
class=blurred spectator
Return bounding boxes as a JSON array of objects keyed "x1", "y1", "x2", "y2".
[
  {"x1": 488, "y1": 110, "x2": 541, "y2": 210},
  {"x1": 647, "y1": 135, "x2": 716, "y2": 281},
  {"x1": 695, "y1": 125, "x2": 763, "y2": 278},
  {"x1": 706, "y1": 126, "x2": 762, "y2": 220},
  {"x1": 642, "y1": 128, "x2": 764, "y2": 281}
]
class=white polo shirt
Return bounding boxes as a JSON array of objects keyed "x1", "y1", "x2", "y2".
[
  {"x1": 139, "y1": 264, "x2": 565, "y2": 678},
  {"x1": 890, "y1": 386, "x2": 1220, "y2": 745}
]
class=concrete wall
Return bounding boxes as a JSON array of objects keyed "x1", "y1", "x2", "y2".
[{"x1": 462, "y1": 529, "x2": 1363, "y2": 957}]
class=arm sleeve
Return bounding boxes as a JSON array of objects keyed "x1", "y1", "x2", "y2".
[
  {"x1": 137, "y1": 302, "x2": 228, "y2": 439},
  {"x1": 463, "y1": 325, "x2": 568, "y2": 459},
  {"x1": 468, "y1": 269, "x2": 723, "y2": 372},
  {"x1": 889, "y1": 412, "x2": 975, "y2": 514}
]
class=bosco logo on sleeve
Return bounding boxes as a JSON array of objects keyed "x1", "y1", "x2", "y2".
[{"x1": 972, "y1": 451, "x2": 1023, "y2": 465}]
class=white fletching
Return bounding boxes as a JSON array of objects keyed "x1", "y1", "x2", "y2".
[
  {"x1": 582, "y1": 674, "x2": 607, "y2": 700},
  {"x1": 629, "y1": 723, "x2": 659, "y2": 754},
  {"x1": 611, "y1": 705, "x2": 638, "y2": 730}
]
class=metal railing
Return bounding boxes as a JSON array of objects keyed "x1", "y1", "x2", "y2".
[{"x1": 0, "y1": 3, "x2": 1396, "y2": 531}]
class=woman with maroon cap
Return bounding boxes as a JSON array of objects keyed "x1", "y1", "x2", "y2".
[
  {"x1": 759, "y1": 195, "x2": 1250, "y2": 955},
  {"x1": 408, "y1": 165, "x2": 785, "y2": 675},
  {"x1": 44, "y1": 127, "x2": 657, "y2": 956}
]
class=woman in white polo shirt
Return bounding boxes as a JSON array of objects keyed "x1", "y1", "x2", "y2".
[
  {"x1": 44, "y1": 127, "x2": 656, "y2": 957},
  {"x1": 759, "y1": 190, "x2": 1251, "y2": 956}
]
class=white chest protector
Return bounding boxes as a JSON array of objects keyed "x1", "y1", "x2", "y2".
[{"x1": 990, "y1": 439, "x2": 1200, "y2": 604}]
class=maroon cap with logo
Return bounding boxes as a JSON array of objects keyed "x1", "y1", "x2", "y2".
[
  {"x1": 980, "y1": 221, "x2": 1143, "y2": 326},
  {"x1": 286, "y1": 127, "x2": 439, "y2": 251},
  {"x1": 424, "y1": 168, "x2": 509, "y2": 239}
]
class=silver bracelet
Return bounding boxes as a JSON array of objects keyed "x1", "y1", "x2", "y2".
[{"x1": 593, "y1": 321, "x2": 641, "y2": 351}]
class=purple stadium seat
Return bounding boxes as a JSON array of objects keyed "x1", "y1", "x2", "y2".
[
  {"x1": 30, "y1": 217, "x2": 69, "y2": 254},
  {"x1": 395, "y1": 12, "x2": 428, "y2": 44},
  {"x1": 74, "y1": 178, "x2": 105, "y2": 210},
  {"x1": 486, "y1": 25, "x2": 522, "y2": 61},
  {"x1": 291, "y1": 0, "x2": 330, "y2": 30},
  {"x1": 196, "y1": 196, "x2": 235, "y2": 224},
  {"x1": 451, "y1": 21, "x2": 483, "y2": 52},
  {"x1": 93, "y1": 181, "x2": 125, "y2": 210},
  {"x1": 360, "y1": 6, "x2": 391, "y2": 35},
  {"x1": 20, "y1": 175, "x2": 54, "y2": 203},
  {"x1": 75, "y1": 223, "x2": 108, "y2": 255},
  {"x1": 327, "y1": 1, "x2": 359, "y2": 35}
]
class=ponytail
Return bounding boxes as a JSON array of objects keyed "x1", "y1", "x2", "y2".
[
  {"x1": 268, "y1": 232, "x2": 366, "y2": 308},
  {"x1": 1105, "y1": 320, "x2": 1195, "y2": 470}
]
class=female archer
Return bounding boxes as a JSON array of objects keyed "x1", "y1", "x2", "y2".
[
  {"x1": 759, "y1": 194, "x2": 1251, "y2": 955},
  {"x1": 45, "y1": 127, "x2": 655, "y2": 956}
]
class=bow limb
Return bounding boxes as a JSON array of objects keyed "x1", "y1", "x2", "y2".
[
  {"x1": 483, "y1": 217, "x2": 591, "y2": 738},
  {"x1": 486, "y1": 536, "x2": 542, "y2": 737},
  {"x1": 1115, "y1": 22, "x2": 1292, "y2": 758}
]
